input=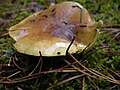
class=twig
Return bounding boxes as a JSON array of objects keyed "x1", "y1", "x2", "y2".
[
  {"x1": 38, "y1": 51, "x2": 43, "y2": 73},
  {"x1": 68, "y1": 53, "x2": 120, "y2": 85},
  {"x1": 1, "y1": 8, "x2": 31, "y2": 16},
  {"x1": 2, "y1": 69, "x2": 18, "y2": 74},
  {"x1": 81, "y1": 46, "x2": 115, "y2": 63},
  {"x1": 101, "y1": 28, "x2": 120, "y2": 34},
  {"x1": 0, "y1": 33, "x2": 9, "y2": 37},
  {"x1": 28, "y1": 52, "x2": 42, "y2": 76},
  {"x1": 111, "y1": 31, "x2": 120, "y2": 41},
  {"x1": 7, "y1": 71, "x2": 21, "y2": 78},
  {"x1": 66, "y1": 36, "x2": 76, "y2": 60},
  {"x1": 43, "y1": 68, "x2": 79, "y2": 73},
  {"x1": 82, "y1": 77, "x2": 85, "y2": 90},
  {"x1": 0, "y1": 58, "x2": 78, "y2": 84},
  {"x1": 0, "y1": 64, "x2": 14, "y2": 67},
  {"x1": 0, "y1": 70, "x2": 5, "y2": 75},
  {"x1": 64, "y1": 60, "x2": 98, "y2": 79},
  {"x1": 110, "y1": 85, "x2": 117, "y2": 90},
  {"x1": 0, "y1": 72, "x2": 45, "y2": 84},
  {"x1": 101, "y1": 64, "x2": 120, "y2": 78},
  {"x1": 0, "y1": 65, "x2": 79, "y2": 84},
  {"x1": 69, "y1": 53, "x2": 109, "y2": 79},
  {"x1": 47, "y1": 74, "x2": 85, "y2": 90},
  {"x1": 87, "y1": 76, "x2": 100, "y2": 90},
  {"x1": 103, "y1": 24, "x2": 120, "y2": 28},
  {"x1": 0, "y1": 71, "x2": 21, "y2": 83},
  {"x1": 12, "y1": 58, "x2": 22, "y2": 71}
]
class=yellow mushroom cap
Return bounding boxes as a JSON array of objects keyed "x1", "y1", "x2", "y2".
[{"x1": 9, "y1": 1, "x2": 103, "y2": 56}]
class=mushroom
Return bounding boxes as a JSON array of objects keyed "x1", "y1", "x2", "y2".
[{"x1": 9, "y1": 2, "x2": 103, "y2": 56}]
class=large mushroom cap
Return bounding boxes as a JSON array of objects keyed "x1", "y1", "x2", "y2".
[{"x1": 9, "y1": 1, "x2": 103, "y2": 56}]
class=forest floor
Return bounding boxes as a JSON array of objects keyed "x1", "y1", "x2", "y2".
[{"x1": 0, "y1": 0, "x2": 120, "y2": 90}]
